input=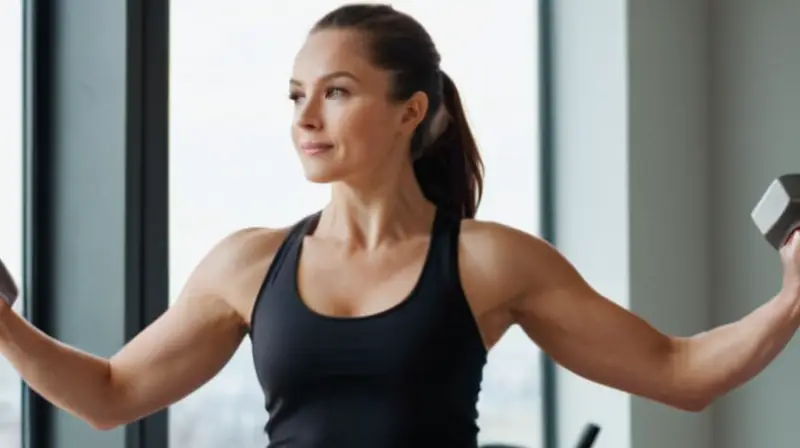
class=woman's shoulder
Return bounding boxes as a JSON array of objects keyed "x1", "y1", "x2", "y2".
[
  {"x1": 456, "y1": 218, "x2": 556, "y2": 311},
  {"x1": 212, "y1": 212, "x2": 320, "y2": 266},
  {"x1": 194, "y1": 220, "x2": 309, "y2": 323},
  {"x1": 211, "y1": 226, "x2": 290, "y2": 266},
  {"x1": 458, "y1": 218, "x2": 549, "y2": 256}
]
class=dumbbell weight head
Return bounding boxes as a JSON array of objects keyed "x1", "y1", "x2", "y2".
[
  {"x1": 751, "y1": 174, "x2": 800, "y2": 250},
  {"x1": 0, "y1": 257, "x2": 19, "y2": 307}
]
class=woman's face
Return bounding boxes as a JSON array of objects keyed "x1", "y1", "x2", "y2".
[{"x1": 289, "y1": 29, "x2": 427, "y2": 185}]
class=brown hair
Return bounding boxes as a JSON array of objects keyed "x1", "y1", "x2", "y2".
[{"x1": 313, "y1": 3, "x2": 484, "y2": 219}]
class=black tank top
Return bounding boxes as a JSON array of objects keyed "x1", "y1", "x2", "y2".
[{"x1": 249, "y1": 208, "x2": 488, "y2": 447}]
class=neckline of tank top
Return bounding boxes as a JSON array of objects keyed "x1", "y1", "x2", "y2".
[{"x1": 289, "y1": 207, "x2": 445, "y2": 322}]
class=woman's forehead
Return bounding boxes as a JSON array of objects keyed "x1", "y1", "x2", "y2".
[{"x1": 291, "y1": 30, "x2": 378, "y2": 82}]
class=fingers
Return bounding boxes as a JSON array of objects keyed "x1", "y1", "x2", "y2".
[
  {"x1": 779, "y1": 230, "x2": 800, "y2": 293},
  {"x1": 789, "y1": 229, "x2": 800, "y2": 245},
  {"x1": 785, "y1": 229, "x2": 800, "y2": 256}
]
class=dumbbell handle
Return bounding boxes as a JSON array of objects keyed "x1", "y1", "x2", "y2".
[
  {"x1": 576, "y1": 423, "x2": 601, "y2": 448},
  {"x1": 0, "y1": 257, "x2": 19, "y2": 308}
]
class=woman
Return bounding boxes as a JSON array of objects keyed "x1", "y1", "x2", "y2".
[{"x1": 0, "y1": 3, "x2": 798, "y2": 447}]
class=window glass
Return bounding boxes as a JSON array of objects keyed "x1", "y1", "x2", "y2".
[
  {"x1": 170, "y1": 2, "x2": 542, "y2": 446},
  {"x1": 0, "y1": 1, "x2": 24, "y2": 446}
]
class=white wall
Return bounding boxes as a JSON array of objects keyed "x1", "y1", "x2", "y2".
[
  {"x1": 554, "y1": 0, "x2": 800, "y2": 447},
  {"x1": 551, "y1": 1, "x2": 632, "y2": 447},
  {"x1": 627, "y1": 1, "x2": 713, "y2": 448},
  {"x1": 710, "y1": 1, "x2": 800, "y2": 447}
]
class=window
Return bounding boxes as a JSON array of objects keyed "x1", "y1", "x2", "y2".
[
  {"x1": 169, "y1": 1, "x2": 541, "y2": 446},
  {"x1": 0, "y1": 1, "x2": 24, "y2": 447}
]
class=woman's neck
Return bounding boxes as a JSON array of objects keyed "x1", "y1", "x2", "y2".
[{"x1": 318, "y1": 162, "x2": 435, "y2": 250}]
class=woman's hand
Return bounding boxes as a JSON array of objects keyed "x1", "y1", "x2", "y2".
[{"x1": 779, "y1": 229, "x2": 800, "y2": 293}]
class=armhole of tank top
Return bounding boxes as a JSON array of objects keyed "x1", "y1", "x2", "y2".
[
  {"x1": 247, "y1": 215, "x2": 314, "y2": 337},
  {"x1": 448, "y1": 216, "x2": 489, "y2": 355}
]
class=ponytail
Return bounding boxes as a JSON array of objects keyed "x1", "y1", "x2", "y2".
[
  {"x1": 412, "y1": 71, "x2": 484, "y2": 219},
  {"x1": 312, "y1": 5, "x2": 483, "y2": 218}
]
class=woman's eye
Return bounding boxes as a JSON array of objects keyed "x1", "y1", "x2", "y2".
[
  {"x1": 289, "y1": 87, "x2": 347, "y2": 103},
  {"x1": 326, "y1": 87, "x2": 348, "y2": 99}
]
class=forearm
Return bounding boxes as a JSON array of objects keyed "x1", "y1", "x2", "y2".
[
  {"x1": 0, "y1": 306, "x2": 117, "y2": 429},
  {"x1": 674, "y1": 286, "x2": 800, "y2": 406}
]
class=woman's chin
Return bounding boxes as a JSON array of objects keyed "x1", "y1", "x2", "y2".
[{"x1": 301, "y1": 165, "x2": 341, "y2": 184}]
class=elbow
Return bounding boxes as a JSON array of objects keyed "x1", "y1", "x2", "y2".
[
  {"x1": 87, "y1": 411, "x2": 138, "y2": 431},
  {"x1": 88, "y1": 419, "x2": 122, "y2": 432},
  {"x1": 86, "y1": 378, "x2": 132, "y2": 431},
  {"x1": 667, "y1": 394, "x2": 713, "y2": 413},
  {"x1": 86, "y1": 405, "x2": 134, "y2": 431},
  {"x1": 85, "y1": 406, "x2": 127, "y2": 431},
  {"x1": 652, "y1": 384, "x2": 715, "y2": 412},
  {"x1": 660, "y1": 338, "x2": 718, "y2": 413}
]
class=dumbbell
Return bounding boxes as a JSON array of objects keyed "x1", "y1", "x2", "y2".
[
  {"x1": 751, "y1": 174, "x2": 800, "y2": 249},
  {"x1": 576, "y1": 423, "x2": 601, "y2": 448},
  {"x1": 0, "y1": 257, "x2": 18, "y2": 307}
]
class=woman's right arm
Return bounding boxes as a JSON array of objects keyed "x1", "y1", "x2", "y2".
[{"x1": 0, "y1": 227, "x2": 282, "y2": 430}]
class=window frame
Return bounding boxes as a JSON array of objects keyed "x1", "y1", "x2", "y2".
[
  {"x1": 538, "y1": 0, "x2": 558, "y2": 447},
  {"x1": 22, "y1": 0, "x2": 169, "y2": 447}
]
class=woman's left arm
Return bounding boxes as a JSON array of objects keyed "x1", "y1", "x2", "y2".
[{"x1": 470, "y1": 222, "x2": 800, "y2": 412}]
